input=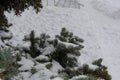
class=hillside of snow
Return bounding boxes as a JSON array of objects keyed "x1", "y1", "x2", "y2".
[{"x1": 5, "y1": 0, "x2": 120, "y2": 80}]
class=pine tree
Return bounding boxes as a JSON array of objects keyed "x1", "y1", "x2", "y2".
[
  {"x1": 0, "y1": 0, "x2": 43, "y2": 31},
  {"x1": 23, "y1": 30, "x2": 41, "y2": 58},
  {"x1": 23, "y1": 31, "x2": 51, "y2": 58},
  {"x1": 53, "y1": 27, "x2": 84, "y2": 68},
  {"x1": 0, "y1": 48, "x2": 18, "y2": 80}
]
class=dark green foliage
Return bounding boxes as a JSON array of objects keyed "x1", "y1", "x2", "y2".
[
  {"x1": 36, "y1": 58, "x2": 49, "y2": 63},
  {"x1": 0, "y1": 11, "x2": 12, "y2": 31},
  {"x1": 39, "y1": 33, "x2": 50, "y2": 48},
  {"x1": 81, "y1": 64, "x2": 94, "y2": 75},
  {"x1": 53, "y1": 27, "x2": 84, "y2": 68},
  {"x1": 45, "y1": 63, "x2": 53, "y2": 69},
  {"x1": 67, "y1": 57, "x2": 78, "y2": 68},
  {"x1": 0, "y1": 0, "x2": 42, "y2": 31},
  {"x1": 24, "y1": 30, "x2": 40, "y2": 58},
  {"x1": 92, "y1": 58, "x2": 107, "y2": 70},
  {"x1": 92, "y1": 58, "x2": 111, "y2": 80},
  {"x1": 56, "y1": 28, "x2": 84, "y2": 47},
  {"x1": 92, "y1": 58, "x2": 103, "y2": 66},
  {"x1": 72, "y1": 59, "x2": 112, "y2": 80},
  {"x1": 50, "y1": 75, "x2": 58, "y2": 79},
  {"x1": 59, "y1": 72, "x2": 69, "y2": 80},
  {"x1": 23, "y1": 31, "x2": 52, "y2": 58},
  {"x1": 0, "y1": 48, "x2": 18, "y2": 80},
  {"x1": 0, "y1": 0, "x2": 42, "y2": 14},
  {"x1": 59, "y1": 58, "x2": 111, "y2": 80},
  {"x1": 52, "y1": 43, "x2": 68, "y2": 68},
  {"x1": 31, "y1": 67, "x2": 37, "y2": 74},
  {"x1": 29, "y1": 31, "x2": 40, "y2": 57},
  {"x1": 93, "y1": 68, "x2": 111, "y2": 80},
  {"x1": 65, "y1": 59, "x2": 111, "y2": 80},
  {"x1": 64, "y1": 68, "x2": 77, "y2": 78},
  {"x1": 59, "y1": 64, "x2": 94, "y2": 78}
]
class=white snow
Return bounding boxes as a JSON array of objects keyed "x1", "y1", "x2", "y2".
[
  {"x1": 52, "y1": 77, "x2": 63, "y2": 80},
  {"x1": 29, "y1": 68, "x2": 58, "y2": 80},
  {"x1": 19, "y1": 72, "x2": 32, "y2": 80},
  {"x1": 70, "y1": 75, "x2": 87, "y2": 80},
  {"x1": 42, "y1": 45, "x2": 55, "y2": 55},
  {"x1": 0, "y1": 31, "x2": 12, "y2": 39},
  {"x1": 59, "y1": 41, "x2": 79, "y2": 48},
  {"x1": 34, "y1": 63, "x2": 45, "y2": 70},
  {"x1": 17, "y1": 59, "x2": 60, "y2": 80},
  {"x1": 4, "y1": 0, "x2": 120, "y2": 80},
  {"x1": 91, "y1": 0, "x2": 120, "y2": 19},
  {"x1": 18, "y1": 57, "x2": 34, "y2": 71},
  {"x1": 88, "y1": 63, "x2": 98, "y2": 70},
  {"x1": 50, "y1": 60, "x2": 63, "y2": 73},
  {"x1": 35, "y1": 55, "x2": 49, "y2": 61}
]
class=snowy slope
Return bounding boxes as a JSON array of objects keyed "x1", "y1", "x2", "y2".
[{"x1": 5, "y1": 0, "x2": 120, "y2": 80}]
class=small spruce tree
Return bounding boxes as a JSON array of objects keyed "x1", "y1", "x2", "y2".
[
  {"x1": 52, "y1": 27, "x2": 84, "y2": 68},
  {"x1": 23, "y1": 30, "x2": 40, "y2": 58},
  {"x1": 23, "y1": 31, "x2": 51, "y2": 58}
]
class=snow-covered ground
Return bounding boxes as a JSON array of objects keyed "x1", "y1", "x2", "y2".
[{"x1": 5, "y1": 0, "x2": 120, "y2": 80}]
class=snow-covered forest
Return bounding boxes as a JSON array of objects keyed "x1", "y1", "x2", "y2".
[{"x1": 0, "y1": 0, "x2": 120, "y2": 80}]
